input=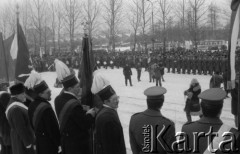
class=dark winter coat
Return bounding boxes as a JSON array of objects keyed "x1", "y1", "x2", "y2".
[
  {"x1": 231, "y1": 82, "x2": 238, "y2": 116},
  {"x1": 184, "y1": 84, "x2": 201, "y2": 113},
  {"x1": 6, "y1": 97, "x2": 35, "y2": 154},
  {"x1": 95, "y1": 106, "x2": 126, "y2": 154},
  {"x1": 210, "y1": 74, "x2": 223, "y2": 88},
  {"x1": 0, "y1": 92, "x2": 11, "y2": 146},
  {"x1": 54, "y1": 92, "x2": 94, "y2": 154},
  {"x1": 123, "y1": 65, "x2": 132, "y2": 77},
  {"x1": 129, "y1": 109, "x2": 176, "y2": 154},
  {"x1": 28, "y1": 96, "x2": 61, "y2": 154}
]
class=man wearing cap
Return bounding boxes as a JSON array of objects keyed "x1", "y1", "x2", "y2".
[
  {"x1": 5, "y1": 83, "x2": 35, "y2": 154},
  {"x1": 95, "y1": 85, "x2": 126, "y2": 154},
  {"x1": 129, "y1": 86, "x2": 176, "y2": 154},
  {"x1": 181, "y1": 88, "x2": 239, "y2": 153},
  {"x1": 54, "y1": 74, "x2": 96, "y2": 154},
  {"x1": 28, "y1": 80, "x2": 61, "y2": 154},
  {"x1": 0, "y1": 81, "x2": 12, "y2": 154}
]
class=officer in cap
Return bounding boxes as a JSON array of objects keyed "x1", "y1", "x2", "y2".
[
  {"x1": 181, "y1": 88, "x2": 239, "y2": 153},
  {"x1": 129, "y1": 86, "x2": 176, "y2": 154}
]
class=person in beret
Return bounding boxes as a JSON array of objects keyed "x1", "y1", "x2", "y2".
[
  {"x1": 54, "y1": 59, "x2": 96, "y2": 154},
  {"x1": 95, "y1": 85, "x2": 126, "y2": 154},
  {"x1": 26, "y1": 71, "x2": 61, "y2": 154},
  {"x1": 0, "y1": 82, "x2": 12, "y2": 154},
  {"x1": 5, "y1": 83, "x2": 35, "y2": 154},
  {"x1": 181, "y1": 88, "x2": 239, "y2": 154},
  {"x1": 129, "y1": 86, "x2": 176, "y2": 154}
]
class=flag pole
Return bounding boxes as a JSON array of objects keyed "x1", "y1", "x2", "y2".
[{"x1": 0, "y1": 33, "x2": 9, "y2": 82}]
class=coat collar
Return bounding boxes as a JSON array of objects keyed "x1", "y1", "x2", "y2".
[
  {"x1": 197, "y1": 116, "x2": 223, "y2": 125},
  {"x1": 142, "y1": 109, "x2": 162, "y2": 117}
]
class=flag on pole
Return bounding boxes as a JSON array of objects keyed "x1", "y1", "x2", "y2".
[
  {"x1": 78, "y1": 35, "x2": 95, "y2": 107},
  {"x1": 4, "y1": 18, "x2": 31, "y2": 83},
  {"x1": 228, "y1": 0, "x2": 240, "y2": 89},
  {"x1": 0, "y1": 33, "x2": 9, "y2": 83}
]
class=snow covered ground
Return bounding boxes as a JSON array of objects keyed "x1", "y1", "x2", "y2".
[{"x1": 41, "y1": 67, "x2": 235, "y2": 154}]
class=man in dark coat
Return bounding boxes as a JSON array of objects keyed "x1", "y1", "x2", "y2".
[
  {"x1": 54, "y1": 74, "x2": 95, "y2": 154},
  {"x1": 181, "y1": 88, "x2": 239, "y2": 154},
  {"x1": 129, "y1": 87, "x2": 176, "y2": 154},
  {"x1": 95, "y1": 85, "x2": 126, "y2": 154},
  {"x1": 231, "y1": 74, "x2": 239, "y2": 127},
  {"x1": 123, "y1": 64, "x2": 133, "y2": 86},
  {"x1": 209, "y1": 71, "x2": 223, "y2": 88},
  {"x1": 28, "y1": 78, "x2": 61, "y2": 154},
  {"x1": 0, "y1": 81, "x2": 12, "y2": 154},
  {"x1": 6, "y1": 83, "x2": 35, "y2": 154},
  {"x1": 136, "y1": 62, "x2": 142, "y2": 82}
]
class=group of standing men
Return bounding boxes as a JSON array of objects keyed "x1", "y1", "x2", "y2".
[{"x1": 0, "y1": 58, "x2": 127, "y2": 154}]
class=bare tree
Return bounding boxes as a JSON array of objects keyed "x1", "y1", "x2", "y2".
[
  {"x1": 187, "y1": 0, "x2": 207, "y2": 49},
  {"x1": 83, "y1": 0, "x2": 100, "y2": 40},
  {"x1": 56, "y1": 1, "x2": 64, "y2": 52},
  {"x1": 174, "y1": 0, "x2": 186, "y2": 42},
  {"x1": 157, "y1": 0, "x2": 172, "y2": 52},
  {"x1": 30, "y1": 0, "x2": 47, "y2": 49},
  {"x1": 48, "y1": 0, "x2": 57, "y2": 53},
  {"x1": 139, "y1": 0, "x2": 150, "y2": 51},
  {"x1": 21, "y1": 0, "x2": 31, "y2": 37},
  {"x1": 62, "y1": 0, "x2": 82, "y2": 52},
  {"x1": 0, "y1": 1, "x2": 15, "y2": 39},
  {"x1": 208, "y1": 2, "x2": 220, "y2": 39},
  {"x1": 128, "y1": 0, "x2": 141, "y2": 52},
  {"x1": 103, "y1": 0, "x2": 123, "y2": 52}
]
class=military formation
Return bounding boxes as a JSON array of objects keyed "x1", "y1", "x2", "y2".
[{"x1": 31, "y1": 48, "x2": 238, "y2": 78}]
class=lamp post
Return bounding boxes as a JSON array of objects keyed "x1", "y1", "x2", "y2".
[{"x1": 147, "y1": 0, "x2": 154, "y2": 53}]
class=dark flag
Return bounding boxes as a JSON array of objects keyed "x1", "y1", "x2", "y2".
[
  {"x1": 4, "y1": 19, "x2": 31, "y2": 83},
  {"x1": 78, "y1": 33, "x2": 95, "y2": 154},
  {"x1": 228, "y1": 0, "x2": 240, "y2": 130},
  {"x1": 0, "y1": 33, "x2": 9, "y2": 82},
  {"x1": 78, "y1": 35, "x2": 95, "y2": 107}
]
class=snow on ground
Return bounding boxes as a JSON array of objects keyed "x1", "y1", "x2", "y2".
[{"x1": 41, "y1": 67, "x2": 235, "y2": 154}]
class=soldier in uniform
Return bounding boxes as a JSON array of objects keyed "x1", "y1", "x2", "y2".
[
  {"x1": 209, "y1": 71, "x2": 223, "y2": 88},
  {"x1": 182, "y1": 56, "x2": 186, "y2": 74},
  {"x1": 95, "y1": 85, "x2": 126, "y2": 154},
  {"x1": 166, "y1": 56, "x2": 170, "y2": 73},
  {"x1": 129, "y1": 87, "x2": 176, "y2": 154},
  {"x1": 181, "y1": 88, "x2": 239, "y2": 154},
  {"x1": 187, "y1": 57, "x2": 191, "y2": 74},
  {"x1": 123, "y1": 64, "x2": 133, "y2": 86},
  {"x1": 202, "y1": 56, "x2": 208, "y2": 75},
  {"x1": 54, "y1": 60, "x2": 96, "y2": 154},
  {"x1": 136, "y1": 62, "x2": 142, "y2": 82},
  {"x1": 27, "y1": 72, "x2": 61, "y2": 154},
  {"x1": 6, "y1": 83, "x2": 35, "y2": 154}
]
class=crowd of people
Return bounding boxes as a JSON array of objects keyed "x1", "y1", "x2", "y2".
[{"x1": 0, "y1": 48, "x2": 239, "y2": 154}]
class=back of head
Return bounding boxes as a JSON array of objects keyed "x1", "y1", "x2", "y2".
[
  {"x1": 0, "y1": 92, "x2": 11, "y2": 109},
  {"x1": 198, "y1": 88, "x2": 226, "y2": 118},
  {"x1": 144, "y1": 86, "x2": 166, "y2": 111}
]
